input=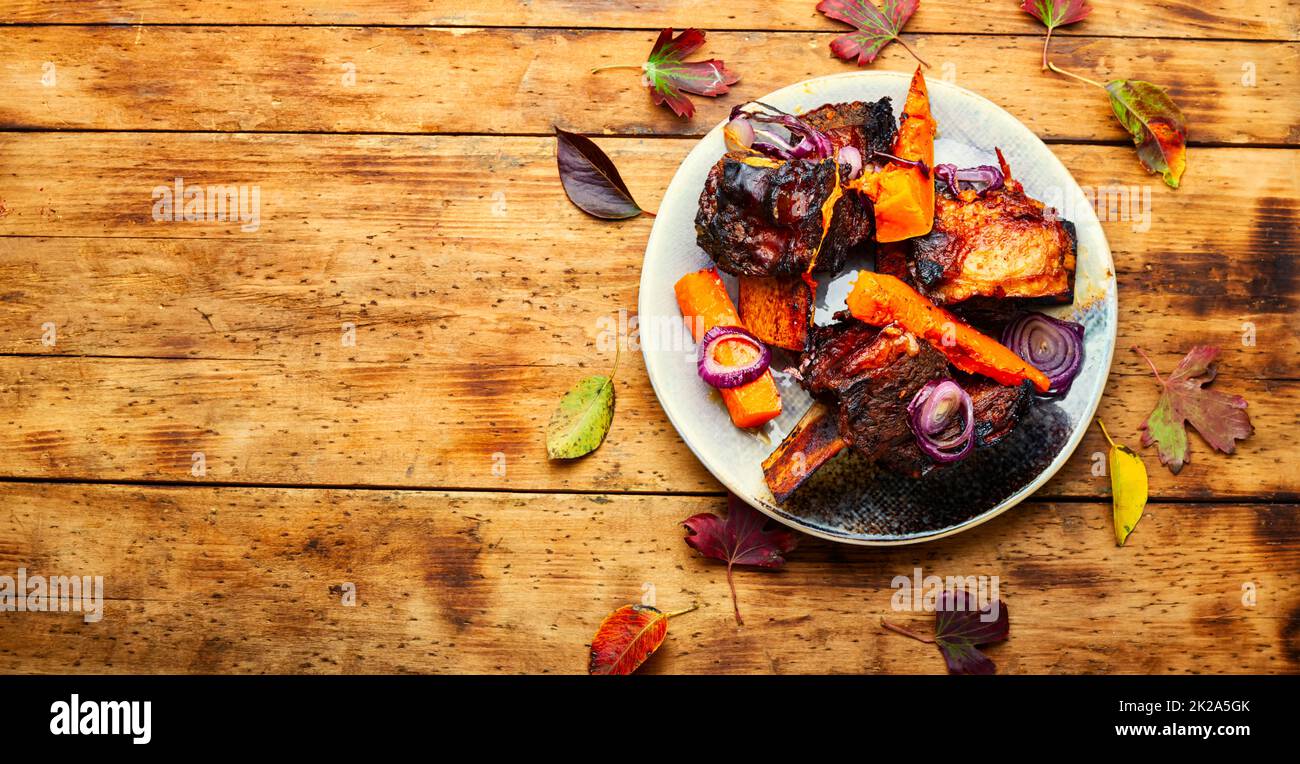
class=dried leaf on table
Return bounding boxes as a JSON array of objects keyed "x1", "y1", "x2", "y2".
[
  {"x1": 555, "y1": 127, "x2": 647, "y2": 219},
  {"x1": 683, "y1": 494, "x2": 799, "y2": 626},
  {"x1": 1097, "y1": 419, "x2": 1148, "y2": 546},
  {"x1": 1105, "y1": 79, "x2": 1188, "y2": 188},
  {"x1": 882, "y1": 590, "x2": 1009, "y2": 674},
  {"x1": 546, "y1": 344, "x2": 618, "y2": 459},
  {"x1": 588, "y1": 604, "x2": 695, "y2": 675},
  {"x1": 1133, "y1": 346, "x2": 1253, "y2": 474},
  {"x1": 817, "y1": 0, "x2": 927, "y2": 67}
]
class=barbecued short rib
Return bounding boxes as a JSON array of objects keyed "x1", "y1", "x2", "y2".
[
  {"x1": 763, "y1": 319, "x2": 1038, "y2": 497},
  {"x1": 695, "y1": 153, "x2": 874, "y2": 277},
  {"x1": 876, "y1": 375, "x2": 1034, "y2": 478},
  {"x1": 908, "y1": 176, "x2": 1077, "y2": 305},
  {"x1": 800, "y1": 98, "x2": 897, "y2": 158}
]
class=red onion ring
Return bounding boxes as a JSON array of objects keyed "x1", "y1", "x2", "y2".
[
  {"x1": 906, "y1": 379, "x2": 974, "y2": 463},
  {"x1": 933, "y1": 163, "x2": 1005, "y2": 196},
  {"x1": 837, "y1": 146, "x2": 864, "y2": 180},
  {"x1": 697, "y1": 326, "x2": 771, "y2": 389},
  {"x1": 1001, "y1": 312, "x2": 1085, "y2": 395}
]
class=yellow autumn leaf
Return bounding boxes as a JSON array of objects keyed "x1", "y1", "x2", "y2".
[{"x1": 1097, "y1": 419, "x2": 1148, "y2": 546}]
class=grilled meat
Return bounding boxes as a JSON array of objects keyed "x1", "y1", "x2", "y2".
[
  {"x1": 764, "y1": 319, "x2": 1036, "y2": 497},
  {"x1": 761, "y1": 401, "x2": 846, "y2": 503},
  {"x1": 800, "y1": 98, "x2": 897, "y2": 158},
  {"x1": 695, "y1": 154, "x2": 873, "y2": 277},
  {"x1": 876, "y1": 375, "x2": 1034, "y2": 478},
  {"x1": 833, "y1": 341, "x2": 949, "y2": 462},
  {"x1": 908, "y1": 155, "x2": 1076, "y2": 305}
]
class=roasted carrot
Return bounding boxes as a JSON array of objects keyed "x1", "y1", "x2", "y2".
[
  {"x1": 846, "y1": 270, "x2": 1052, "y2": 392},
  {"x1": 737, "y1": 275, "x2": 812, "y2": 351},
  {"x1": 675, "y1": 268, "x2": 783, "y2": 428},
  {"x1": 852, "y1": 66, "x2": 935, "y2": 242}
]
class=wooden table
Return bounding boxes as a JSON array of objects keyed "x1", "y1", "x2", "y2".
[{"x1": 0, "y1": 2, "x2": 1295, "y2": 674}]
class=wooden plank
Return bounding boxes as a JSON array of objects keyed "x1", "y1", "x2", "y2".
[
  {"x1": 0, "y1": 27, "x2": 1294, "y2": 143},
  {"x1": 0, "y1": 135, "x2": 1293, "y2": 497},
  {"x1": 3, "y1": 0, "x2": 1295, "y2": 41},
  {"x1": 0, "y1": 135, "x2": 1295, "y2": 377},
  {"x1": 0, "y1": 484, "x2": 1294, "y2": 674},
  {"x1": 0, "y1": 354, "x2": 1293, "y2": 497}
]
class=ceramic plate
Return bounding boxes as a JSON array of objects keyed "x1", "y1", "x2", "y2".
[{"x1": 639, "y1": 71, "x2": 1117, "y2": 545}]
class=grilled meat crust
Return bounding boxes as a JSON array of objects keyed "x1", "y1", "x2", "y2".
[
  {"x1": 800, "y1": 98, "x2": 897, "y2": 158},
  {"x1": 834, "y1": 342, "x2": 949, "y2": 462},
  {"x1": 695, "y1": 154, "x2": 872, "y2": 277},
  {"x1": 876, "y1": 375, "x2": 1034, "y2": 478},
  {"x1": 909, "y1": 180, "x2": 1077, "y2": 305},
  {"x1": 770, "y1": 319, "x2": 1036, "y2": 489}
]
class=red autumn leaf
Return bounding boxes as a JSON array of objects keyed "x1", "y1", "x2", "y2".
[
  {"x1": 683, "y1": 494, "x2": 799, "y2": 626},
  {"x1": 587, "y1": 604, "x2": 694, "y2": 675},
  {"x1": 882, "y1": 590, "x2": 1010, "y2": 675},
  {"x1": 1021, "y1": 0, "x2": 1092, "y2": 69},
  {"x1": 1105, "y1": 79, "x2": 1188, "y2": 188},
  {"x1": 1133, "y1": 346, "x2": 1253, "y2": 475},
  {"x1": 817, "y1": 0, "x2": 927, "y2": 67},
  {"x1": 641, "y1": 28, "x2": 740, "y2": 119}
]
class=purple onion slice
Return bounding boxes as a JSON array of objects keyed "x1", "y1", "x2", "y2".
[
  {"x1": 1001, "y1": 312, "x2": 1085, "y2": 396},
  {"x1": 697, "y1": 325, "x2": 772, "y2": 389}
]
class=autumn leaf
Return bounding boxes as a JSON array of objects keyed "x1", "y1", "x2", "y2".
[
  {"x1": 1105, "y1": 79, "x2": 1188, "y2": 188},
  {"x1": 546, "y1": 342, "x2": 618, "y2": 459},
  {"x1": 587, "y1": 604, "x2": 696, "y2": 675},
  {"x1": 683, "y1": 494, "x2": 799, "y2": 626},
  {"x1": 592, "y1": 28, "x2": 738, "y2": 119},
  {"x1": 1020, "y1": 0, "x2": 1092, "y2": 69},
  {"x1": 1097, "y1": 419, "x2": 1148, "y2": 546},
  {"x1": 817, "y1": 0, "x2": 927, "y2": 67},
  {"x1": 882, "y1": 590, "x2": 1009, "y2": 674},
  {"x1": 555, "y1": 128, "x2": 648, "y2": 219},
  {"x1": 1133, "y1": 346, "x2": 1253, "y2": 475}
]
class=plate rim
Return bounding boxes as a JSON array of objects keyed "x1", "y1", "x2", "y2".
[{"x1": 638, "y1": 70, "x2": 1118, "y2": 546}]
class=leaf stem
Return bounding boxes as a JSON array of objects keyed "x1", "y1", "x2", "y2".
[
  {"x1": 880, "y1": 618, "x2": 935, "y2": 643},
  {"x1": 1096, "y1": 418, "x2": 1117, "y2": 449},
  {"x1": 1131, "y1": 345, "x2": 1164, "y2": 383},
  {"x1": 1041, "y1": 27, "x2": 1053, "y2": 71},
  {"x1": 1046, "y1": 60, "x2": 1107, "y2": 90},
  {"x1": 590, "y1": 64, "x2": 643, "y2": 75},
  {"x1": 894, "y1": 35, "x2": 930, "y2": 68},
  {"x1": 726, "y1": 563, "x2": 744, "y2": 626},
  {"x1": 664, "y1": 603, "x2": 699, "y2": 618},
  {"x1": 609, "y1": 332, "x2": 622, "y2": 383}
]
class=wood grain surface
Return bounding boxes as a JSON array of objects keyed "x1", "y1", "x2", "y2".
[
  {"x1": 0, "y1": 484, "x2": 1296, "y2": 674},
  {"x1": 0, "y1": 1, "x2": 1295, "y2": 674},
  {"x1": 0, "y1": 27, "x2": 1294, "y2": 142}
]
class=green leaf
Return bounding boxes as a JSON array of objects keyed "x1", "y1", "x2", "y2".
[
  {"x1": 546, "y1": 349, "x2": 618, "y2": 460},
  {"x1": 1105, "y1": 79, "x2": 1188, "y2": 188}
]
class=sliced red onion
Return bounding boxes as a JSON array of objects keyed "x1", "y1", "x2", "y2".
[
  {"x1": 934, "y1": 163, "x2": 1005, "y2": 197},
  {"x1": 867, "y1": 150, "x2": 930, "y2": 177},
  {"x1": 1001, "y1": 312, "x2": 1085, "y2": 395},
  {"x1": 724, "y1": 116, "x2": 755, "y2": 152},
  {"x1": 697, "y1": 325, "x2": 771, "y2": 389},
  {"x1": 837, "y1": 146, "x2": 864, "y2": 180},
  {"x1": 727, "y1": 102, "x2": 833, "y2": 161},
  {"x1": 907, "y1": 379, "x2": 975, "y2": 463}
]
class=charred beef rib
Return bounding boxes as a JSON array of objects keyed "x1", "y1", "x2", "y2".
[
  {"x1": 907, "y1": 153, "x2": 1076, "y2": 305},
  {"x1": 695, "y1": 98, "x2": 897, "y2": 278},
  {"x1": 800, "y1": 98, "x2": 897, "y2": 158},
  {"x1": 763, "y1": 319, "x2": 1035, "y2": 498},
  {"x1": 695, "y1": 154, "x2": 873, "y2": 277}
]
